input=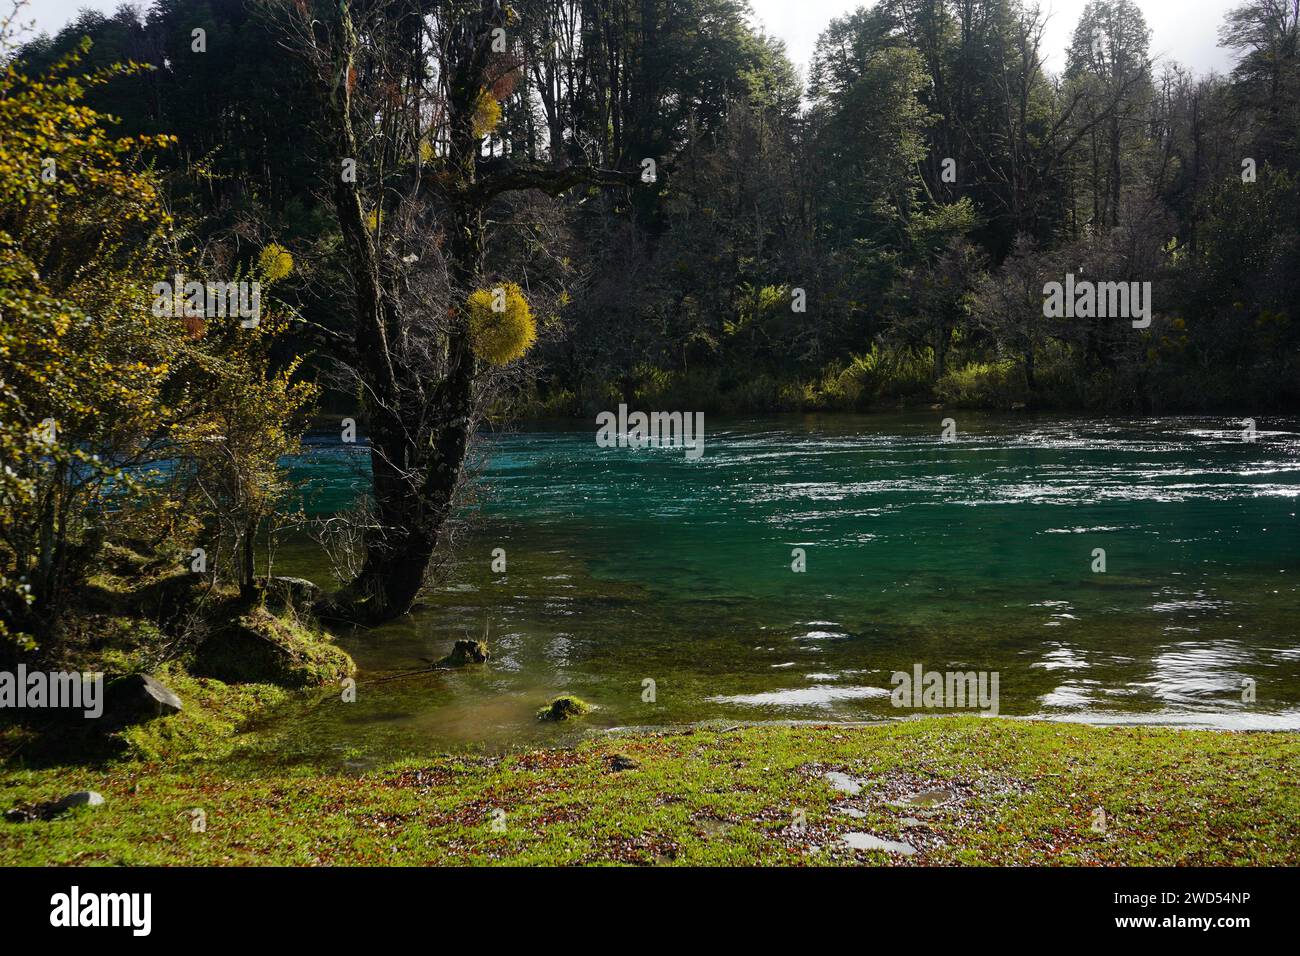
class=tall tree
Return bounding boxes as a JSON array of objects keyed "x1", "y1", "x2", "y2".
[
  {"x1": 277, "y1": 0, "x2": 633, "y2": 621},
  {"x1": 1064, "y1": 0, "x2": 1152, "y2": 230},
  {"x1": 1220, "y1": 0, "x2": 1300, "y2": 168}
]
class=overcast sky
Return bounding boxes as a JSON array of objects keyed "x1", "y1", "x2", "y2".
[
  {"x1": 749, "y1": 0, "x2": 1241, "y2": 78},
  {"x1": 26, "y1": 0, "x2": 1244, "y2": 78}
]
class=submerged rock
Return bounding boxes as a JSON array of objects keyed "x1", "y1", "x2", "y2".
[
  {"x1": 892, "y1": 788, "x2": 955, "y2": 809},
  {"x1": 438, "y1": 640, "x2": 490, "y2": 666},
  {"x1": 103, "y1": 674, "x2": 183, "y2": 724},
  {"x1": 537, "y1": 694, "x2": 591, "y2": 721}
]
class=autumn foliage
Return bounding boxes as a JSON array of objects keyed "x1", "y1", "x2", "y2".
[{"x1": 0, "y1": 39, "x2": 316, "y2": 655}]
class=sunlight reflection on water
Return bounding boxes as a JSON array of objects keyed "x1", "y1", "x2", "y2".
[{"x1": 256, "y1": 412, "x2": 1300, "y2": 756}]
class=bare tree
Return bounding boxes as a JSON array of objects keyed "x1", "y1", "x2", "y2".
[{"x1": 270, "y1": 0, "x2": 632, "y2": 621}]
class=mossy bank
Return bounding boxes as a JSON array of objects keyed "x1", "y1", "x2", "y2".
[
  {"x1": 3, "y1": 717, "x2": 1298, "y2": 866},
  {"x1": 1, "y1": 542, "x2": 355, "y2": 765}
]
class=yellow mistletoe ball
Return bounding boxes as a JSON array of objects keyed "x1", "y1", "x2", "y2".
[
  {"x1": 467, "y1": 282, "x2": 536, "y2": 366},
  {"x1": 471, "y1": 89, "x2": 503, "y2": 139},
  {"x1": 258, "y1": 243, "x2": 294, "y2": 282}
]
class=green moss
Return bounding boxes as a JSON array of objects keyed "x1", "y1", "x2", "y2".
[
  {"x1": 3, "y1": 718, "x2": 1300, "y2": 866},
  {"x1": 51, "y1": 615, "x2": 167, "y2": 675},
  {"x1": 249, "y1": 609, "x2": 355, "y2": 687},
  {"x1": 0, "y1": 659, "x2": 293, "y2": 766},
  {"x1": 190, "y1": 606, "x2": 355, "y2": 689},
  {"x1": 536, "y1": 694, "x2": 591, "y2": 721},
  {"x1": 114, "y1": 663, "x2": 291, "y2": 763}
]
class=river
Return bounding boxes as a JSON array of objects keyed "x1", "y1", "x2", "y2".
[{"x1": 254, "y1": 412, "x2": 1300, "y2": 763}]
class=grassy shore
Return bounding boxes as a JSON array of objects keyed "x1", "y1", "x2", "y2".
[{"x1": 2, "y1": 717, "x2": 1298, "y2": 865}]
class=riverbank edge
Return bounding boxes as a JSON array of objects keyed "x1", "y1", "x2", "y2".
[{"x1": 2, "y1": 715, "x2": 1297, "y2": 865}]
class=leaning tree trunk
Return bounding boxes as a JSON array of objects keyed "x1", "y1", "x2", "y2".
[
  {"x1": 316, "y1": 0, "x2": 629, "y2": 622},
  {"x1": 344, "y1": 202, "x2": 481, "y2": 621},
  {"x1": 326, "y1": 0, "x2": 492, "y2": 621}
]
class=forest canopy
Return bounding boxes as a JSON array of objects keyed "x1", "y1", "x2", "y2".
[{"x1": 14, "y1": 0, "x2": 1298, "y2": 419}]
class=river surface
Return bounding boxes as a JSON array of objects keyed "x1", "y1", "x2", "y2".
[{"x1": 257, "y1": 412, "x2": 1300, "y2": 764}]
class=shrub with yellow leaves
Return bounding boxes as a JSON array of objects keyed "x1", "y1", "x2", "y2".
[
  {"x1": 0, "y1": 39, "x2": 318, "y2": 652},
  {"x1": 467, "y1": 282, "x2": 536, "y2": 366}
]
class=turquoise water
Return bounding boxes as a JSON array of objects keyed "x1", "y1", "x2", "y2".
[{"x1": 263, "y1": 412, "x2": 1300, "y2": 762}]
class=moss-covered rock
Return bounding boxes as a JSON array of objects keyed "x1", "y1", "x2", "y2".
[
  {"x1": 127, "y1": 572, "x2": 210, "y2": 630},
  {"x1": 256, "y1": 576, "x2": 324, "y2": 618},
  {"x1": 99, "y1": 541, "x2": 167, "y2": 578},
  {"x1": 536, "y1": 694, "x2": 591, "y2": 721},
  {"x1": 113, "y1": 663, "x2": 290, "y2": 763},
  {"x1": 438, "y1": 639, "x2": 490, "y2": 666},
  {"x1": 190, "y1": 607, "x2": 355, "y2": 688}
]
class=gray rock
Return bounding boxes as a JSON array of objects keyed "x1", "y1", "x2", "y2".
[
  {"x1": 52, "y1": 790, "x2": 105, "y2": 812},
  {"x1": 258, "y1": 576, "x2": 323, "y2": 617},
  {"x1": 5, "y1": 790, "x2": 105, "y2": 823},
  {"x1": 824, "y1": 771, "x2": 864, "y2": 795},
  {"x1": 104, "y1": 673, "x2": 182, "y2": 724},
  {"x1": 840, "y1": 832, "x2": 916, "y2": 856}
]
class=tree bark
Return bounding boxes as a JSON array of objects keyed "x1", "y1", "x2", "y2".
[{"x1": 318, "y1": 1, "x2": 634, "y2": 623}]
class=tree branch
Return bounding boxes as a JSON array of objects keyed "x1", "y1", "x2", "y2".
[{"x1": 468, "y1": 159, "x2": 637, "y2": 204}]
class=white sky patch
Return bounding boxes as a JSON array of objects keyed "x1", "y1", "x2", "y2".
[
  {"x1": 747, "y1": 0, "x2": 1240, "y2": 84},
  {"x1": 24, "y1": 0, "x2": 134, "y2": 38}
]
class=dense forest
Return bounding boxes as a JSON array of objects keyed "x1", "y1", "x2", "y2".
[
  {"x1": 2, "y1": 0, "x2": 1299, "y2": 651},
  {"x1": 18, "y1": 0, "x2": 1300, "y2": 417}
]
